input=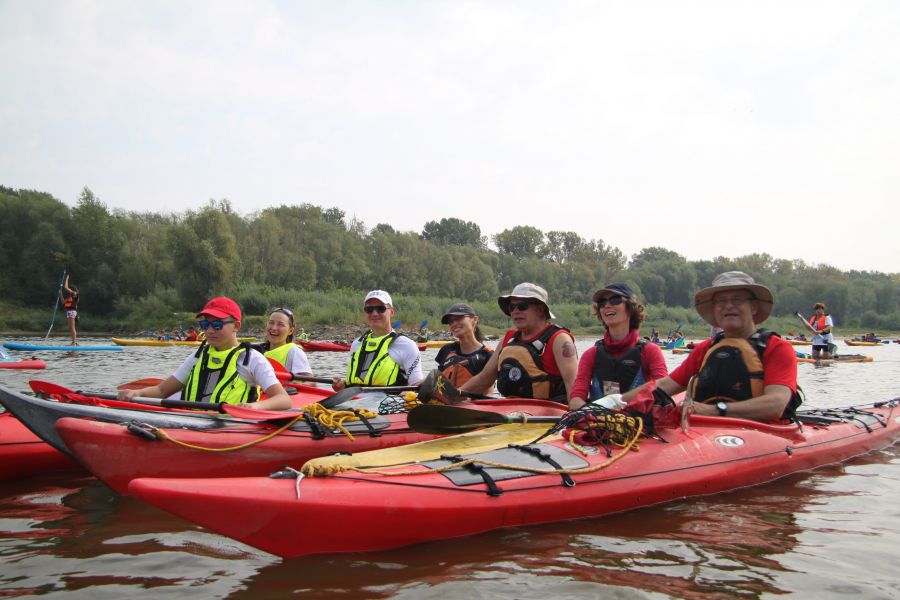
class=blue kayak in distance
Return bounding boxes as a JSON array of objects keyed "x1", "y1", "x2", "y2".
[{"x1": 3, "y1": 342, "x2": 124, "y2": 352}]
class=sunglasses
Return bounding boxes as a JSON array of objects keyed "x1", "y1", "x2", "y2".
[
  {"x1": 198, "y1": 318, "x2": 236, "y2": 331},
  {"x1": 596, "y1": 295, "x2": 626, "y2": 308},
  {"x1": 508, "y1": 301, "x2": 534, "y2": 312},
  {"x1": 364, "y1": 305, "x2": 388, "y2": 314},
  {"x1": 270, "y1": 307, "x2": 295, "y2": 324}
]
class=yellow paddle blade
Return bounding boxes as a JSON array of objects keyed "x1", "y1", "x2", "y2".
[{"x1": 302, "y1": 423, "x2": 560, "y2": 477}]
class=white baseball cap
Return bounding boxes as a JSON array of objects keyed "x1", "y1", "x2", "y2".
[{"x1": 364, "y1": 290, "x2": 393, "y2": 307}]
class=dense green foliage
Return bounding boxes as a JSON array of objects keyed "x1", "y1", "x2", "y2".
[{"x1": 2, "y1": 185, "x2": 898, "y2": 333}]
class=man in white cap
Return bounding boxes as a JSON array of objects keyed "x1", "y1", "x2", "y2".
[
  {"x1": 460, "y1": 282, "x2": 578, "y2": 403},
  {"x1": 332, "y1": 290, "x2": 424, "y2": 390},
  {"x1": 623, "y1": 271, "x2": 799, "y2": 422}
]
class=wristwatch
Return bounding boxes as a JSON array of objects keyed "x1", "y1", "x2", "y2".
[{"x1": 716, "y1": 401, "x2": 728, "y2": 416}]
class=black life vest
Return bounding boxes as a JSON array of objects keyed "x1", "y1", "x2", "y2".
[
  {"x1": 589, "y1": 339, "x2": 647, "y2": 400},
  {"x1": 497, "y1": 324, "x2": 568, "y2": 403},
  {"x1": 435, "y1": 342, "x2": 493, "y2": 388},
  {"x1": 688, "y1": 329, "x2": 802, "y2": 419}
]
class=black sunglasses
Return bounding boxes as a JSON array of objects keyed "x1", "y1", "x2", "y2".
[
  {"x1": 508, "y1": 301, "x2": 534, "y2": 312},
  {"x1": 364, "y1": 305, "x2": 388, "y2": 314},
  {"x1": 270, "y1": 307, "x2": 295, "y2": 324},
  {"x1": 596, "y1": 295, "x2": 626, "y2": 308},
  {"x1": 198, "y1": 318, "x2": 235, "y2": 331}
]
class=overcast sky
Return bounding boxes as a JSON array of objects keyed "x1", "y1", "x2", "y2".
[{"x1": 2, "y1": 1, "x2": 898, "y2": 274}]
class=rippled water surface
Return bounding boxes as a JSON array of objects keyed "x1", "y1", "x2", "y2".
[{"x1": 1, "y1": 336, "x2": 899, "y2": 599}]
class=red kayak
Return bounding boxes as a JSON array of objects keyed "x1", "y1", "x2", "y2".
[
  {"x1": 299, "y1": 340, "x2": 430, "y2": 352},
  {"x1": 130, "y1": 400, "x2": 900, "y2": 558},
  {"x1": 56, "y1": 398, "x2": 567, "y2": 495},
  {"x1": 0, "y1": 358, "x2": 46, "y2": 370},
  {"x1": 0, "y1": 382, "x2": 335, "y2": 480},
  {"x1": 298, "y1": 340, "x2": 351, "y2": 352},
  {"x1": 0, "y1": 413, "x2": 79, "y2": 480}
]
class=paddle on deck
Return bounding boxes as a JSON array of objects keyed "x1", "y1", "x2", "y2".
[{"x1": 406, "y1": 404, "x2": 561, "y2": 434}]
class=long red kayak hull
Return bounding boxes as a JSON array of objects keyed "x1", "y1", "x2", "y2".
[
  {"x1": 0, "y1": 359, "x2": 46, "y2": 370},
  {"x1": 298, "y1": 340, "x2": 351, "y2": 352},
  {"x1": 0, "y1": 413, "x2": 79, "y2": 481},
  {"x1": 57, "y1": 398, "x2": 567, "y2": 495},
  {"x1": 130, "y1": 402, "x2": 900, "y2": 558}
]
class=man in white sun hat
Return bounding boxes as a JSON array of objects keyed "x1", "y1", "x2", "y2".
[
  {"x1": 459, "y1": 282, "x2": 578, "y2": 403},
  {"x1": 623, "y1": 271, "x2": 800, "y2": 422}
]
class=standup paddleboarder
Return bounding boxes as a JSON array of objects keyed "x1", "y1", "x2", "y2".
[{"x1": 61, "y1": 275, "x2": 79, "y2": 346}]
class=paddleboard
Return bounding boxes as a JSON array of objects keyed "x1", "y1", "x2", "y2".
[{"x1": 3, "y1": 342, "x2": 123, "y2": 352}]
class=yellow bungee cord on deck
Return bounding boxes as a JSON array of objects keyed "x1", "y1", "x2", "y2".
[{"x1": 139, "y1": 403, "x2": 380, "y2": 452}]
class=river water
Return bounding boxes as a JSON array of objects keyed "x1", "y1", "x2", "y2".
[{"x1": 1, "y1": 336, "x2": 899, "y2": 599}]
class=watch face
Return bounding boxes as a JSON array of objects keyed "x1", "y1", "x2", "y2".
[{"x1": 717, "y1": 402, "x2": 727, "y2": 414}]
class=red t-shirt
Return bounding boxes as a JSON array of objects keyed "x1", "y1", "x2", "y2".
[
  {"x1": 571, "y1": 341, "x2": 668, "y2": 400},
  {"x1": 670, "y1": 335, "x2": 797, "y2": 392},
  {"x1": 500, "y1": 324, "x2": 574, "y2": 377}
]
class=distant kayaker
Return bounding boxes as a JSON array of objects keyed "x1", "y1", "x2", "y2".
[
  {"x1": 117, "y1": 296, "x2": 292, "y2": 410},
  {"x1": 622, "y1": 271, "x2": 800, "y2": 422},
  {"x1": 459, "y1": 282, "x2": 578, "y2": 404},
  {"x1": 332, "y1": 290, "x2": 424, "y2": 391},
  {"x1": 800, "y1": 302, "x2": 834, "y2": 359},
  {"x1": 568, "y1": 283, "x2": 668, "y2": 411},
  {"x1": 434, "y1": 303, "x2": 494, "y2": 393},
  {"x1": 258, "y1": 307, "x2": 312, "y2": 378},
  {"x1": 185, "y1": 326, "x2": 198, "y2": 341},
  {"x1": 60, "y1": 275, "x2": 79, "y2": 346}
]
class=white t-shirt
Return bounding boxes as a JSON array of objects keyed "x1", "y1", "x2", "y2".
[
  {"x1": 284, "y1": 345, "x2": 312, "y2": 376},
  {"x1": 172, "y1": 346, "x2": 280, "y2": 392},
  {"x1": 812, "y1": 315, "x2": 835, "y2": 345},
  {"x1": 348, "y1": 332, "x2": 424, "y2": 385}
]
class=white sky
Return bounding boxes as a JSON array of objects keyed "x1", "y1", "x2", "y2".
[{"x1": 2, "y1": 1, "x2": 898, "y2": 274}]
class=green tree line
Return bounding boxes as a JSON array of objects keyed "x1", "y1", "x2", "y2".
[{"x1": 2, "y1": 185, "x2": 898, "y2": 332}]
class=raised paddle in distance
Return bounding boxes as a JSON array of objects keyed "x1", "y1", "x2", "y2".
[{"x1": 406, "y1": 404, "x2": 561, "y2": 434}]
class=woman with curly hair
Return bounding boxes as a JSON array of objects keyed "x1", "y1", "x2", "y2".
[{"x1": 568, "y1": 283, "x2": 668, "y2": 410}]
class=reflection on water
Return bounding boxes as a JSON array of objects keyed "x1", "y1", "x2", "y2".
[{"x1": 1, "y1": 336, "x2": 899, "y2": 598}]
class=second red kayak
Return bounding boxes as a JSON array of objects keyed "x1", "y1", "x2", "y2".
[{"x1": 56, "y1": 397, "x2": 568, "y2": 495}]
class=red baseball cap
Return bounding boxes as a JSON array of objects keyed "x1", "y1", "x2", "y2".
[{"x1": 196, "y1": 296, "x2": 242, "y2": 321}]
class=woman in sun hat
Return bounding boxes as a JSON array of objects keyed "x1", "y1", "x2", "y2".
[
  {"x1": 332, "y1": 290, "x2": 424, "y2": 391},
  {"x1": 568, "y1": 282, "x2": 668, "y2": 410},
  {"x1": 621, "y1": 271, "x2": 800, "y2": 422},
  {"x1": 459, "y1": 282, "x2": 578, "y2": 403}
]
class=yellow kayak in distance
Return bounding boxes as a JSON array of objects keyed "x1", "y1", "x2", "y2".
[{"x1": 111, "y1": 337, "x2": 256, "y2": 347}]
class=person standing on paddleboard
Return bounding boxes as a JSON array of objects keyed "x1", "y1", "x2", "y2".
[
  {"x1": 61, "y1": 275, "x2": 79, "y2": 346},
  {"x1": 801, "y1": 302, "x2": 835, "y2": 360},
  {"x1": 258, "y1": 307, "x2": 313, "y2": 378},
  {"x1": 622, "y1": 271, "x2": 800, "y2": 422},
  {"x1": 568, "y1": 283, "x2": 668, "y2": 410},
  {"x1": 434, "y1": 303, "x2": 494, "y2": 394},
  {"x1": 459, "y1": 282, "x2": 578, "y2": 404},
  {"x1": 332, "y1": 290, "x2": 424, "y2": 391},
  {"x1": 118, "y1": 297, "x2": 292, "y2": 410}
]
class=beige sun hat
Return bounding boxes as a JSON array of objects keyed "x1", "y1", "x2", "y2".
[
  {"x1": 694, "y1": 271, "x2": 774, "y2": 326},
  {"x1": 498, "y1": 282, "x2": 555, "y2": 319}
]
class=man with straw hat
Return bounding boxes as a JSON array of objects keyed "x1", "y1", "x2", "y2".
[
  {"x1": 459, "y1": 282, "x2": 578, "y2": 403},
  {"x1": 623, "y1": 271, "x2": 800, "y2": 422}
]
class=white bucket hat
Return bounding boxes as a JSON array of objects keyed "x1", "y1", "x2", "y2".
[
  {"x1": 498, "y1": 282, "x2": 555, "y2": 319},
  {"x1": 694, "y1": 271, "x2": 773, "y2": 326}
]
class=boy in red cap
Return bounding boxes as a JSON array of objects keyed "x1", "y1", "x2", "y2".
[{"x1": 118, "y1": 296, "x2": 291, "y2": 409}]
